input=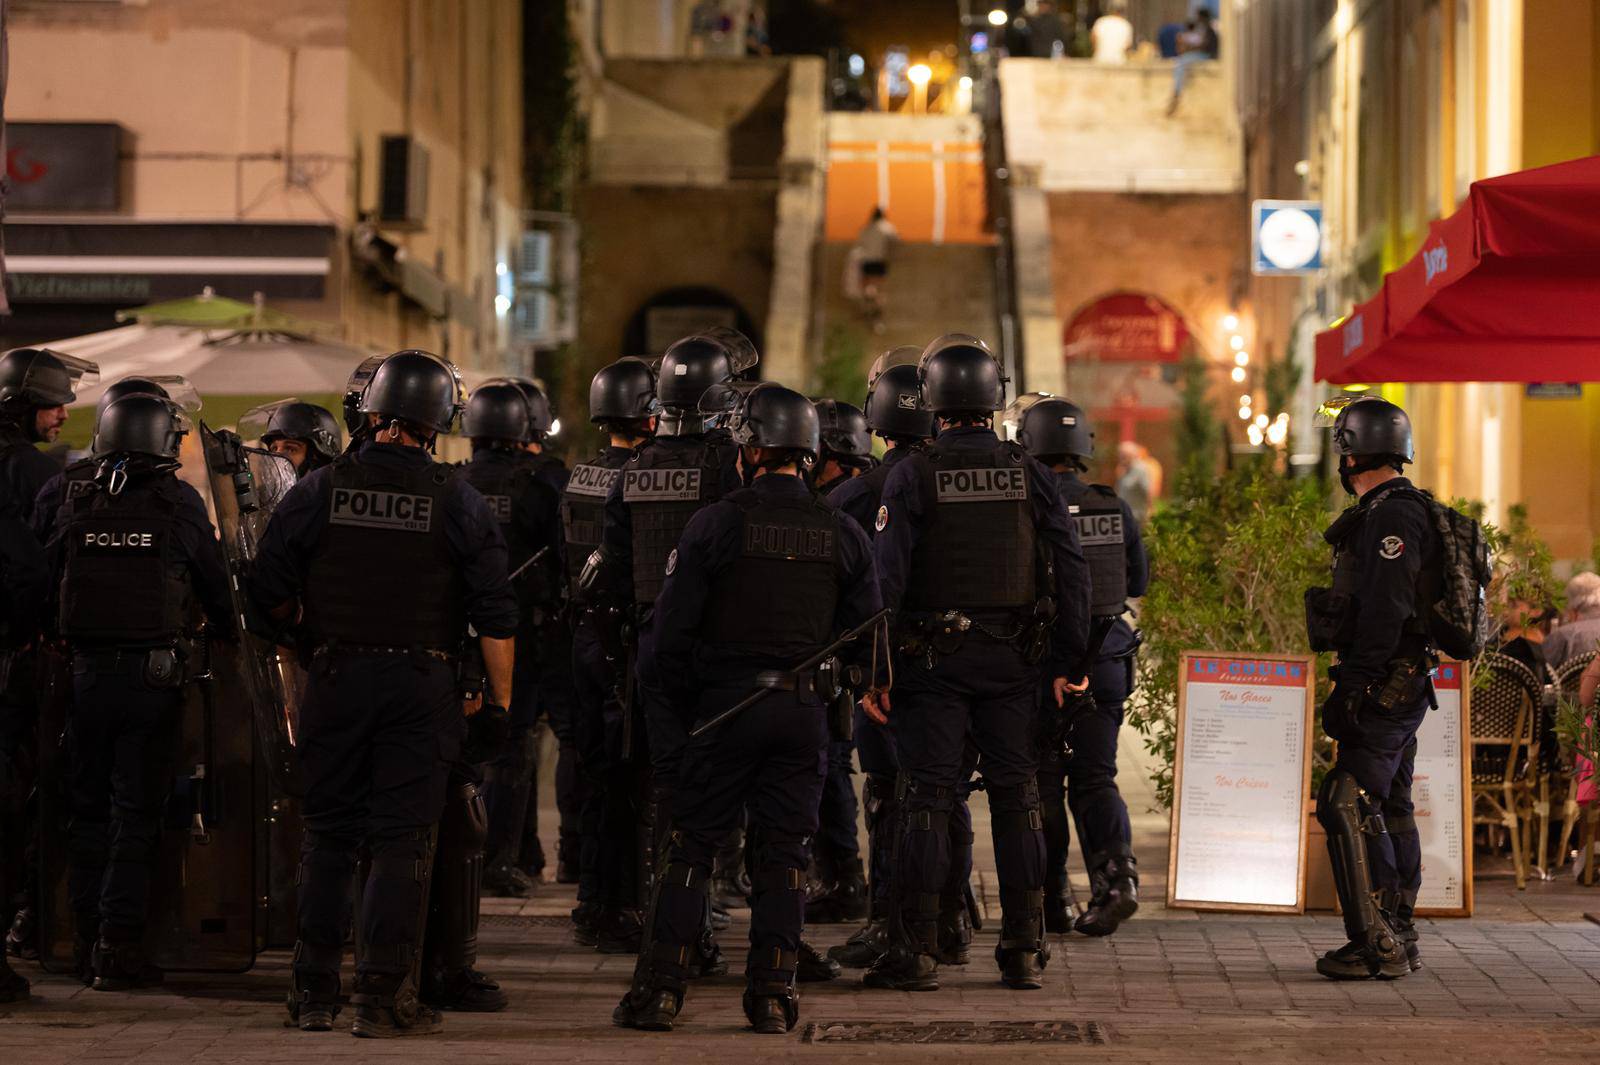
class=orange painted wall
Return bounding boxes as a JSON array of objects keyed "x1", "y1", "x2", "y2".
[{"x1": 825, "y1": 139, "x2": 993, "y2": 245}]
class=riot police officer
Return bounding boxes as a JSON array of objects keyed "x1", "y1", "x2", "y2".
[
  {"x1": 806, "y1": 398, "x2": 873, "y2": 925},
  {"x1": 249, "y1": 350, "x2": 518, "y2": 1037},
  {"x1": 825, "y1": 355, "x2": 936, "y2": 967},
  {"x1": 0, "y1": 347, "x2": 96, "y2": 1001},
  {"x1": 457, "y1": 381, "x2": 563, "y2": 899},
  {"x1": 566, "y1": 358, "x2": 657, "y2": 951},
  {"x1": 491, "y1": 377, "x2": 582, "y2": 886},
  {"x1": 1015, "y1": 397, "x2": 1148, "y2": 937},
  {"x1": 863, "y1": 335, "x2": 1091, "y2": 992},
  {"x1": 1309, "y1": 397, "x2": 1439, "y2": 981},
  {"x1": 260, "y1": 401, "x2": 342, "y2": 478},
  {"x1": 613, "y1": 383, "x2": 883, "y2": 1034},
  {"x1": 598, "y1": 331, "x2": 751, "y2": 904},
  {"x1": 35, "y1": 393, "x2": 236, "y2": 990}
]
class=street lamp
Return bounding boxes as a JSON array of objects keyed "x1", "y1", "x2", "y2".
[
  {"x1": 908, "y1": 63, "x2": 932, "y2": 114},
  {"x1": 987, "y1": 7, "x2": 1008, "y2": 26}
]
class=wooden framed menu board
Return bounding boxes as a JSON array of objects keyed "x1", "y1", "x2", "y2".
[
  {"x1": 1168, "y1": 652, "x2": 1316, "y2": 914},
  {"x1": 1413, "y1": 661, "x2": 1473, "y2": 917}
]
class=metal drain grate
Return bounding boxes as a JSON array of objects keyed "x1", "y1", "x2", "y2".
[
  {"x1": 481, "y1": 913, "x2": 573, "y2": 928},
  {"x1": 804, "y1": 1021, "x2": 1112, "y2": 1045}
]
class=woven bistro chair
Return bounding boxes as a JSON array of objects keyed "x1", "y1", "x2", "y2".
[
  {"x1": 1470, "y1": 652, "x2": 1541, "y2": 889},
  {"x1": 1551, "y1": 651, "x2": 1600, "y2": 882}
]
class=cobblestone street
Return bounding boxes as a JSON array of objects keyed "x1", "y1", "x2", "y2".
[{"x1": 8, "y1": 735, "x2": 1600, "y2": 1063}]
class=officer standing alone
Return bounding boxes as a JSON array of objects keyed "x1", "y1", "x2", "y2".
[
  {"x1": 1014, "y1": 397, "x2": 1148, "y2": 937},
  {"x1": 1308, "y1": 397, "x2": 1460, "y2": 981},
  {"x1": 250, "y1": 350, "x2": 518, "y2": 1037},
  {"x1": 35, "y1": 394, "x2": 236, "y2": 990},
  {"x1": 613, "y1": 383, "x2": 883, "y2": 1034},
  {"x1": 863, "y1": 335, "x2": 1091, "y2": 992}
]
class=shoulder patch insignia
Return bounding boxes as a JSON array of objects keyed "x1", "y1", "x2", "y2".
[
  {"x1": 665, "y1": 548, "x2": 678, "y2": 576},
  {"x1": 1379, "y1": 535, "x2": 1405, "y2": 560},
  {"x1": 875, "y1": 505, "x2": 889, "y2": 533}
]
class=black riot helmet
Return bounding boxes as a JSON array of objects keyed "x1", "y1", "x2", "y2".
[
  {"x1": 919, "y1": 334, "x2": 1006, "y2": 416},
  {"x1": 92, "y1": 393, "x2": 188, "y2": 461},
  {"x1": 483, "y1": 377, "x2": 555, "y2": 439},
  {"x1": 1330, "y1": 396, "x2": 1414, "y2": 464},
  {"x1": 864, "y1": 348, "x2": 933, "y2": 441},
  {"x1": 358, "y1": 349, "x2": 464, "y2": 437},
  {"x1": 813, "y1": 398, "x2": 872, "y2": 465},
  {"x1": 463, "y1": 381, "x2": 535, "y2": 444},
  {"x1": 656, "y1": 328, "x2": 760, "y2": 432},
  {"x1": 260, "y1": 401, "x2": 342, "y2": 462},
  {"x1": 722, "y1": 382, "x2": 821, "y2": 462},
  {"x1": 96, "y1": 376, "x2": 171, "y2": 420},
  {"x1": 1015, "y1": 396, "x2": 1094, "y2": 463},
  {"x1": 0, "y1": 348, "x2": 98, "y2": 408},
  {"x1": 343, "y1": 355, "x2": 386, "y2": 435},
  {"x1": 589, "y1": 357, "x2": 659, "y2": 423}
]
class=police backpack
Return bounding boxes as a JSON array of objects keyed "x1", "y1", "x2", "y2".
[{"x1": 1415, "y1": 492, "x2": 1492, "y2": 660}]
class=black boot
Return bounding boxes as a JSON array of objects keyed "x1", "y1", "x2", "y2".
[
  {"x1": 995, "y1": 889, "x2": 1047, "y2": 990},
  {"x1": 350, "y1": 975, "x2": 444, "y2": 1038},
  {"x1": 1316, "y1": 938, "x2": 1409, "y2": 981},
  {"x1": 5, "y1": 907, "x2": 38, "y2": 961},
  {"x1": 571, "y1": 900, "x2": 601, "y2": 947},
  {"x1": 936, "y1": 893, "x2": 972, "y2": 965},
  {"x1": 806, "y1": 853, "x2": 868, "y2": 924},
  {"x1": 70, "y1": 914, "x2": 97, "y2": 987},
  {"x1": 596, "y1": 907, "x2": 644, "y2": 954},
  {"x1": 862, "y1": 907, "x2": 940, "y2": 992},
  {"x1": 421, "y1": 965, "x2": 509, "y2": 1012},
  {"x1": 556, "y1": 834, "x2": 581, "y2": 885},
  {"x1": 285, "y1": 941, "x2": 342, "y2": 1032},
  {"x1": 712, "y1": 870, "x2": 752, "y2": 911},
  {"x1": 481, "y1": 862, "x2": 534, "y2": 898},
  {"x1": 796, "y1": 938, "x2": 841, "y2": 982},
  {"x1": 1075, "y1": 852, "x2": 1139, "y2": 937},
  {"x1": 91, "y1": 934, "x2": 163, "y2": 992},
  {"x1": 829, "y1": 918, "x2": 889, "y2": 968},
  {"x1": 612, "y1": 968, "x2": 684, "y2": 1032},
  {"x1": 1393, "y1": 898, "x2": 1422, "y2": 971},
  {"x1": 742, "y1": 979, "x2": 799, "y2": 1035}
]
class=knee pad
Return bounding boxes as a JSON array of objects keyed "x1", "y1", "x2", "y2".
[
  {"x1": 987, "y1": 781, "x2": 1044, "y2": 837},
  {"x1": 898, "y1": 773, "x2": 956, "y2": 834}
]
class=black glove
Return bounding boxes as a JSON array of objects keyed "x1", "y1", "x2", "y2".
[
  {"x1": 1320, "y1": 684, "x2": 1362, "y2": 743},
  {"x1": 463, "y1": 702, "x2": 511, "y2": 764}
]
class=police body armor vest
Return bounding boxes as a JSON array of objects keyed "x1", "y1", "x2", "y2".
[
  {"x1": 702, "y1": 489, "x2": 841, "y2": 660},
  {"x1": 622, "y1": 439, "x2": 731, "y2": 606},
  {"x1": 904, "y1": 442, "x2": 1037, "y2": 612},
  {"x1": 1063, "y1": 479, "x2": 1128, "y2": 616},
  {"x1": 58, "y1": 478, "x2": 190, "y2": 645},
  {"x1": 458, "y1": 452, "x2": 545, "y2": 589},
  {"x1": 303, "y1": 456, "x2": 463, "y2": 649},
  {"x1": 561, "y1": 450, "x2": 629, "y2": 594}
]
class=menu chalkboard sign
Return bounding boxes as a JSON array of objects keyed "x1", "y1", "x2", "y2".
[
  {"x1": 1168, "y1": 652, "x2": 1315, "y2": 913},
  {"x1": 1413, "y1": 662, "x2": 1473, "y2": 916}
]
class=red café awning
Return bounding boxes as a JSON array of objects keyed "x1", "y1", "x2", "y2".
[{"x1": 1315, "y1": 155, "x2": 1600, "y2": 384}]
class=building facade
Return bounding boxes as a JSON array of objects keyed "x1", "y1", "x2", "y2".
[
  {"x1": 1237, "y1": 0, "x2": 1600, "y2": 556},
  {"x1": 4, "y1": 0, "x2": 526, "y2": 374}
]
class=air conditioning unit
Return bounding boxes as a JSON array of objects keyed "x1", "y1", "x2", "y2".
[{"x1": 378, "y1": 135, "x2": 430, "y2": 227}]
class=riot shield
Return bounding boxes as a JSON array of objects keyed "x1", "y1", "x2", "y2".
[{"x1": 196, "y1": 424, "x2": 307, "y2": 952}]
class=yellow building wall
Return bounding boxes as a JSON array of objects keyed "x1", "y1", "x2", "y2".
[{"x1": 1514, "y1": 0, "x2": 1599, "y2": 559}]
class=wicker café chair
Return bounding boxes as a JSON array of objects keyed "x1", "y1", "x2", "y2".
[
  {"x1": 1551, "y1": 651, "x2": 1600, "y2": 881},
  {"x1": 1470, "y1": 652, "x2": 1541, "y2": 889}
]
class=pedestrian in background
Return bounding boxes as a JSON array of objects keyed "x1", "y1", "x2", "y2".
[{"x1": 1545, "y1": 572, "x2": 1600, "y2": 671}]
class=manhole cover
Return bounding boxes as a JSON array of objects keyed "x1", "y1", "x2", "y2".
[
  {"x1": 481, "y1": 914, "x2": 572, "y2": 928},
  {"x1": 804, "y1": 1021, "x2": 1111, "y2": 1045}
]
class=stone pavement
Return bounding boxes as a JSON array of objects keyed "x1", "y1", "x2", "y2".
[{"x1": 8, "y1": 728, "x2": 1600, "y2": 1063}]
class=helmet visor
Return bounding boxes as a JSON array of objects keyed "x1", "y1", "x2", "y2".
[
  {"x1": 698, "y1": 326, "x2": 760, "y2": 375},
  {"x1": 239, "y1": 398, "x2": 300, "y2": 442},
  {"x1": 25, "y1": 349, "x2": 101, "y2": 405},
  {"x1": 135, "y1": 374, "x2": 202, "y2": 414},
  {"x1": 1000, "y1": 391, "x2": 1056, "y2": 442},
  {"x1": 866, "y1": 346, "x2": 923, "y2": 391},
  {"x1": 1313, "y1": 393, "x2": 1361, "y2": 429}
]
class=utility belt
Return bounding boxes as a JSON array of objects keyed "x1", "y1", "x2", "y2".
[
  {"x1": 71, "y1": 643, "x2": 188, "y2": 690},
  {"x1": 1332, "y1": 647, "x2": 1440, "y2": 713},
  {"x1": 897, "y1": 599, "x2": 1055, "y2": 669},
  {"x1": 310, "y1": 641, "x2": 456, "y2": 674},
  {"x1": 707, "y1": 658, "x2": 861, "y2": 743}
]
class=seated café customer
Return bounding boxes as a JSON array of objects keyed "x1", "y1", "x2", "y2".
[{"x1": 1545, "y1": 573, "x2": 1600, "y2": 671}]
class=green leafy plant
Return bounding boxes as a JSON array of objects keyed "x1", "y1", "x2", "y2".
[
  {"x1": 813, "y1": 323, "x2": 869, "y2": 405},
  {"x1": 1172, "y1": 352, "x2": 1222, "y2": 495},
  {"x1": 1129, "y1": 467, "x2": 1334, "y2": 808}
]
